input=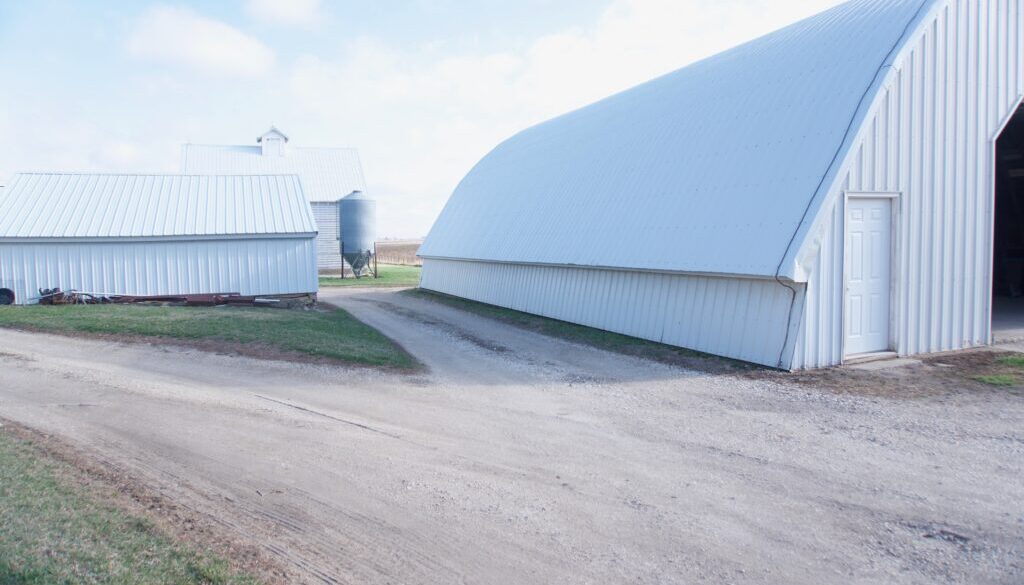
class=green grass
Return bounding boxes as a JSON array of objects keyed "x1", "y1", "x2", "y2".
[
  {"x1": 0, "y1": 429, "x2": 259, "y2": 584},
  {"x1": 997, "y1": 355, "x2": 1024, "y2": 368},
  {"x1": 974, "y1": 374, "x2": 1019, "y2": 386},
  {"x1": 972, "y1": 354, "x2": 1024, "y2": 386},
  {"x1": 319, "y1": 264, "x2": 421, "y2": 288},
  {"x1": 406, "y1": 289, "x2": 743, "y2": 371},
  {"x1": 970, "y1": 355, "x2": 1024, "y2": 386},
  {"x1": 0, "y1": 305, "x2": 418, "y2": 369}
]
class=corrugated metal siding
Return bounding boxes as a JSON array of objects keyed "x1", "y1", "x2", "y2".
[
  {"x1": 421, "y1": 259, "x2": 799, "y2": 368},
  {"x1": 0, "y1": 238, "x2": 318, "y2": 304},
  {"x1": 794, "y1": 0, "x2": 1024, "y2": 368},
  {"x1": 182, "y1": 144, "x2": 366, "y2": 203},
  {"x1": 793, "y1": 193, "x2": 848, "y2": 369},
  {"x1": 0, "y1": 174, "x2": 316, "y2": 239},
  {"x1": 419, "y1": 0, "x2": 935, "y2": 278},
  {"x1": 312, "y1": 202, "x2": 343, "y2": 271}
]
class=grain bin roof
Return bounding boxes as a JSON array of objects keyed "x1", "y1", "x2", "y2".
[
  {"x1": 0, "y1": 173, "x2": 316, "y2": 240},
  {"x1": 182, "y1": 144, "x2": 366, "y2": 203},
  {"x1": 420, "y1": 0, "x2": 938, "y2": 280}
]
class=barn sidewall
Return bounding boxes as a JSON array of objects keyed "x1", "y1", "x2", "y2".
[
  {"x1": 792, "y1": 0, "x2": 1024, "y2": 368},
  {"x1": 0, "y1": 237, "x2": 318, "y2": 304},
  {"x1": 311, "y1": 201, "x2": 343, "y2": 273},
  {"x1": 420, "y1": 258, "x2": 803, "y2": 369}
]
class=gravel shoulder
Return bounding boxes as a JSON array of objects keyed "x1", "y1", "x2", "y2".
[{"x1": 0, "y1": 287, "x2": 1020, "y2": 584}]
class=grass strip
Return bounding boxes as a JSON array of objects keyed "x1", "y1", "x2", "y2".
[
  {"x1": 997, "y1": 355, "x2": 1024, "y2": 368},
  {"x1": 0, "y1": 428, "x2": 259, "y2": 584},
  {"x1": 319, "y1": 265, "x2": 421, "y2": 288},
  {"x1": 0, "y1": 304, "x2": 418, "y2": 370},
  {"x1": 974, "y1": 374, "x2": 1018, "y2": 386}
]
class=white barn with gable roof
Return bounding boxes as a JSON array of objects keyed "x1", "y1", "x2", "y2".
[
  {"x1": 0, "y1": 173, "x2": 318, "y2": 304},
  {"x1": 420, "y1": 0, "x2": 1024, "y2": 369},
  {"x1": 182, "y1": 128, "x2": 368, "y2": 273}
]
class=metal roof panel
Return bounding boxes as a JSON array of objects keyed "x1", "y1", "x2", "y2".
[
  {"x1": 0, "y1": 173, "x2": 316, "y2": 239},
  {"x1": 419, "y1": 0, "x2": 938, "y2": 279}
]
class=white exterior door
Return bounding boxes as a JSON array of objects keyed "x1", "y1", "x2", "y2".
[{"x1": 845, "y1": 197, "x2": 892, "y2": 356}]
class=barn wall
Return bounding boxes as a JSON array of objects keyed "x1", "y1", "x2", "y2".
[
  {"x1": 794, "y1": 0, "x2": 1024, "y2": 368},
  {"x1": 312, "y1": 201, "x2": 343, "y2": 272},
  {"x1": 0, "y1": 237, "x2": 318, "y2": 304},
  {"x1": 421, "y1": 258, "x2": 800, "y2": 368}
]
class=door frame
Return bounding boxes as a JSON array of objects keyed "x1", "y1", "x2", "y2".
[
  {"x1": 841, "y1": 191, "x2": 901, "y2": 361},
  {"x1": 987, "y1": 99, "x2": 1024, "y2": 345}
]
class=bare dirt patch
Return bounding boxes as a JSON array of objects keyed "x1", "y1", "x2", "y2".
[{"x1": 754, "y1": 349, "x2": 1024, "y2": 399}]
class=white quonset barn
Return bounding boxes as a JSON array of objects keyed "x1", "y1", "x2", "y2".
[
  {"x1": 0, "y1": 173, "x2": 318, "y2": 304},
  {"x1": 420, "y1": 0, "x2": 1024, "y2": 369},
  {"x1": 182, "y1": 128, "x2": 368, "y2": 273}
]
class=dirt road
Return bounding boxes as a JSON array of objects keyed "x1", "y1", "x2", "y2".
[{"x1": 0, "y1": 288, "x2": 1021, "y2": 584}]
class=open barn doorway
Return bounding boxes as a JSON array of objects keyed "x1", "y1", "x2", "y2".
[{"x1": 992, "y1": 105, "x2": 1024, "y2": 342}]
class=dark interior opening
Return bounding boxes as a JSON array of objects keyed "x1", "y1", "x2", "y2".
[{"x1": 992, "y1": 104, "x2": 1024, "y2": 341}]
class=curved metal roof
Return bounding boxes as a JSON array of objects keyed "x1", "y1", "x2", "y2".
[
  {"x1": 420, "y1": 0, "x2": 937, "y2": 280},
  {"x1": 0, "y1": 173, "x2": 316, "y2": 240}
]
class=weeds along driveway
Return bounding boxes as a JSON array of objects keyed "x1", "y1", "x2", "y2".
[{"x1": 0, "y1": 287, "x2": 1021, "y2": 584}]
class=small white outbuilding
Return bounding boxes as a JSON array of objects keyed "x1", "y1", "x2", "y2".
[
  {"x1": 0, "y1": 173, "x2": 318, "y2": 304},
  {"x1": 420, "y1": 0, "x2": 1024, "y2": 369},
  {"x1": 181, "y1": 128, "x2": 368, "y2": 273}
]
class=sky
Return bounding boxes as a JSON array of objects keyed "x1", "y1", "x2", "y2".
[{"x1": 0, "y1": 0, "x2": 846, "y2": 238}]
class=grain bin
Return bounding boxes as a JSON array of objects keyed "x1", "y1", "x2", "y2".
[{"x1": 339, "y1": 190, "x2": 377, "y2": 277}]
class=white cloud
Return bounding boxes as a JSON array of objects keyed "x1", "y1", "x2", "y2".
[
  {"x1": 98, "y1": 141, "x2": 144, "y2": 167},
  {"x1": 507, "y1": 0, "x2": 851, "y2": 114},
  {"x1": 246, "y1": 0, "x2": 322, "y2": 28},
  {"x1": 0, "y1": 114, "x2": 179, "y2": 180},
  {"x1": 287, "y1": 0, "x2": 846, "y2": 237},
  {"x1": 127, "y1": 6, "x2": 275, "y2": 77}
]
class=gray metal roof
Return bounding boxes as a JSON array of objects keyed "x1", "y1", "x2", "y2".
[
  {"x1": 0, "y1": 173, "x2": 316, "y2": 240},
  {"x1": 420, "y1": 0, "x2": 938, "y2": 280},
  {"x1": 182, "y1": 143, "x2": 367, "y2": 203}
]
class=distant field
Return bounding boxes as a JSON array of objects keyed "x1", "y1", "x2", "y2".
[
  {"x1": 376, "y1": 240, "x2": 423, "y2": 266},
  {"x1": 320, "y1": 264, "x2": 421, "y2": 288}
]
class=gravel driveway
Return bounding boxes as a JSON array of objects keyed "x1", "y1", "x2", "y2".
[{"x1": 0, "y1": 287, "x2": 1021, "y2": 584}]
